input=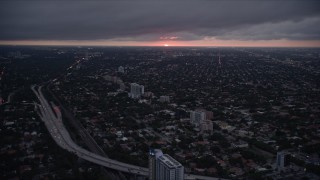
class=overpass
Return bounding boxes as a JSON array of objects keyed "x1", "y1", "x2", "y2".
[{"x1": 31, "y1": 85, "x2": 225, "y2": 180}]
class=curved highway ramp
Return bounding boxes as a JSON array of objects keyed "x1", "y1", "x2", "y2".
[{"x1": 31, "y1": 85, "x2": 224, "y2": 180}]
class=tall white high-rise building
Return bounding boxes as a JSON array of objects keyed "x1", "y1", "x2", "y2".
[
  {"x1": 156, "y1": 154, "x2": 184, "y2": 180},
  {"x1": 149, "y1": 149, "x2": 163, "y2": 180},
  {"x1": 190, "y1": 110, "x2": 206, "y2": 127},
  {"x1": 129, "y1": 83, "x2": 144, "y2": 99},
  {"x1": 149, "y1": 149, "x2": 184, "y2": 180}
]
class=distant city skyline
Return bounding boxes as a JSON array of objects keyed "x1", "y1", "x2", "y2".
[{"x1": 1, "y1": 0, "x2": 320, "y2": 47}]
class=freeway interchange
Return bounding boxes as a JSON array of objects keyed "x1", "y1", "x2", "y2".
[
  {"x1": 31, "y1": 85, "x2": 149, "y2": 176},
  {"x1": 31, "y1": 85, "x2": 223, "y2": 180}
]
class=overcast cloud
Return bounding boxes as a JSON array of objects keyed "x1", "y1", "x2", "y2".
[{"x1": 0, "y1": 0, "x2": 319, "y2": 42}]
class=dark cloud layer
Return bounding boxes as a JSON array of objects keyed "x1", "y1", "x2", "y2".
[{"x1": 0, "y1": 0, "x2": 320, "y2": 41}]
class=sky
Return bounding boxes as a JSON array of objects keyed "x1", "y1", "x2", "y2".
[{"x1": 0, "y1": 0, "x2": 320, "y2": 47}]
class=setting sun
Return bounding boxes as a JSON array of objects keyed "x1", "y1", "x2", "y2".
[{"x1": 164, "y1": 44, "x2": 169, "y2": 47}]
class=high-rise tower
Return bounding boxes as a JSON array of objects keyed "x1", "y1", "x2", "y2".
[
  {"x1": 129, "y1": 83, "x2": 144, "y2": 99},
  {"x1": 149, "y1": 149, "x2": 184, "y2": 180}
]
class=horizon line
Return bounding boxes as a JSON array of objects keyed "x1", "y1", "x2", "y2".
[
  {"x1": 1, "y1": 39, "x2": 320, "y2": 48},
  {"x1": 1, "y1": 44, "x2": 320, "y2": 48}
]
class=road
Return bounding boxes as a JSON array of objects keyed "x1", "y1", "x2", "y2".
[
  {"x1": 31, "y1": 85, "x2": 225, "y2": 180},
  {"x1": 47, "y1": 85, "x2": 107, "y2": 157},
  {"x1": 146, "y1": 127, "x2": 172, "y2": 144},
  {"x1": 32, "y1": 85, "x2": 149, "y2": 176},
  {"x1": 46, "y1": 85, "x2": 124, "y2": 180}
]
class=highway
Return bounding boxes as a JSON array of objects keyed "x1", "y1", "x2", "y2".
[
  {"x1": 31, "y1": 85, "x2": 225, "y2": 180},
  {"x1": 46, "y1": 85, "x2": 125, "y2": 180},
  {"x1": 31, "y1": 85, "x2": 149, "y2": 176},
  {"x1": 47, "y1": 85, "x2": 108, "y2": 157}
]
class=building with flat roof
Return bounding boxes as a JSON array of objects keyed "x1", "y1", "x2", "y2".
[
  {"x1": 190, "y1": 110, "x2": 206, "y2": 127},
  {"x1": 156, "y1": 154, "x2": 184, "y2": 180},
  {"x1": 149, "y1": 149, "x2": 163, "y2": 180},
  {"x1": 129, "y1": 83, "x2": 144, "y2": 99},
  {"x1": 149, "y1": 149, "x2": 184, "y2": 180}
]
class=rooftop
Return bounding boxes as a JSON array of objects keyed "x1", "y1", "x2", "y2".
[{"x1": 158, "y1": 154, "x2": 183, "y2": 168}]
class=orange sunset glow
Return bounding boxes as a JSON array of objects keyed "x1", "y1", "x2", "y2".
[
  {"x1": 1, "y1": 1, "x2": 320, "y2": 48},
  {"x1": 1, "y1": 39, "x2": 320, "y2": 47},
  {"x1": 1, "y1": 1, "x2": 320, "y2": 179}
]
